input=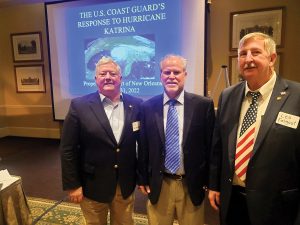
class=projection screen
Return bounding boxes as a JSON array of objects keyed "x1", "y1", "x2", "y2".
[{"x1": 45, "y1": 0, "x2": 207, "y2": 120}]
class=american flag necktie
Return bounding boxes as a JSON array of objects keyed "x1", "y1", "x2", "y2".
[
  {"x1": 235, "y1": 91, "x2": 261, "y2": 181},
  {"x1": 165, "y1": 99, "x2": 180, "y2": 174}
]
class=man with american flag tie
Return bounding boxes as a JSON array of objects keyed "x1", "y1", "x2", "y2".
[{"x1": 208, "y1": 32, "x2": 300, "y2": 225}]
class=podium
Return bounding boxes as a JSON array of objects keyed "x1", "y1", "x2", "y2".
[{"x1": 0, "y1": 177, "x2": 32, "y2": 225}]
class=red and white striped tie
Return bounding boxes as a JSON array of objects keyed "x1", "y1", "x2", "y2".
[{"x1": 235, "y1": 92, "x2": 260, "y2": 181}]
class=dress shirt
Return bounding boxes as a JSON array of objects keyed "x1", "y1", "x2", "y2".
[
  {"x1": 100, "y1": 93, "x2": 124, "y2": 143},
  {"x1": 233, "y1": 72, "x2": 277, "y2": 186},
  {"x1": 163, "y1": 91, "x2": 185, "y2": 175}
]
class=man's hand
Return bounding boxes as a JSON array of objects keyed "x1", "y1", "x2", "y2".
[
  {"x1": 208, "y1": 190, "x2": 220, "y2": 211},
  {"x1": 138, "y1": 185, "x2": 151, "y2": 195},
  {"x1": 68, "y1": 187, "x2": 83, "y2": 203}
]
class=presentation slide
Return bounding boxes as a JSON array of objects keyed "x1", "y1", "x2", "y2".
[{"x1": 46, "y1": 0, "x2": 206, "y2": 120}]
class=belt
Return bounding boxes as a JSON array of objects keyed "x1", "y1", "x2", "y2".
[{"x1": 163, "y1": 172, "x2": 185, "y2": 181}]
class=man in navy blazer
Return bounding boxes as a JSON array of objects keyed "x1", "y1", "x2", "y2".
[
  {"x1": 60, "y1": 56, "x2": 142, "y2": 225},
  {"x1": 138, "y1": 54, "x2": 215, "y2": 225},
  {"x1": 209, "y1": 32, "x2": 300, "y2": 225}
]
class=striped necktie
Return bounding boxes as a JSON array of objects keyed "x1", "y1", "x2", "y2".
[
  {"x1": 164, "y1": 99, "x2": 180, "y2": 174},
  {"x1": 235, "y1": 91, "x2": 260, "y2": 181}
]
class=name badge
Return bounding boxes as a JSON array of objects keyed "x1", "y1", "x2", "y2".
[
  {"x1": 276, "y1": 112, "x2": 299, "y2": 129},
  {"x1": 132, "y1": 121, "x2": 140, "y2": 132}
]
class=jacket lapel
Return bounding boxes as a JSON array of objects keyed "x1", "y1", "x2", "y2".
[
  {"x1": 252, "y1": 77, "x2": 289, "y2": 156},
  {"x1": 154, "y1": 95, "x2": 165, "y2": 145},
  {"x1": 89, "y1": 92, "x2": 117, "y2": 145},
  {"x1": 227, "y1": 83, "x2": 245, "y2": 170},
  {"x1": 182, "y1": 92, "x2": 193, "y2": 150},
  {"x1": 118, "y1": 94, "x2": 134, "y2": 145}
]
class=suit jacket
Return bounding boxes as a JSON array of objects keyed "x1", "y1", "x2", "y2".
[
  {"x1": 138, "y1": 91, "x2": 215, "y2": 206},
  {"x1": 61, "y1": 92, "x2": 142, "y2": 203},
  {"x1": 209, "y1": 76, "x2": 300, "y2": 225}
]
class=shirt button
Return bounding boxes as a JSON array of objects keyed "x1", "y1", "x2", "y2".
[
  {"x1": 116, "y1": 148, "x2": 120, "y2": 152},
  {"x1": 114, "y1": 165, "x2": 118, "y2": 169}
]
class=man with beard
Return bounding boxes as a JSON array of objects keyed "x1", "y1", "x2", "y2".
[{"x1": 139, "y1": 54, "x2": 215, "y2": 225}]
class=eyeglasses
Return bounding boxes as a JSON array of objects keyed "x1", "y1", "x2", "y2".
[
  {"x1": 97, "y1": 71, "x2": 119, "y2": 78},
  {"x1": 161, "y1": 70, "x2": 184, "y2": 76}
]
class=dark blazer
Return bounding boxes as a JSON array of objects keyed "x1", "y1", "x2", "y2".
[
  {"x1": 138, "y1": 91, "x2": 215, "y2": 206},
  {"x1": 209, "y1": 76, "x2": 300, "y2": 225},
  {"x1": 61, "y1": 92, "x2": 142, "y2": 203}
]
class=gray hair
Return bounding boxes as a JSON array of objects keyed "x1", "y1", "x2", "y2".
[
  {"x1": 95, "y1": 56, "x2": 121, "y2": 73},
  {"x1": 238, "y1": 32, "x2": 276, "y2": 55},
  {"x1": 160, "y1": 54, "x2": 187, "y2": 71}
]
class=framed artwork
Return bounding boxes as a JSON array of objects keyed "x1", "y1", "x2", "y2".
[
  {"x1": 229, "y1": 53, "x2": 282, "y2": 85},
  {"x1": 11, "y1": 32, "x2": 43, "y2": 62},
  {"x1": 230, "y1": 7, "x2": 285, "y2": 50},
  {"x1": 14, "y1": 65, "x2": 46, "y2": 93}
]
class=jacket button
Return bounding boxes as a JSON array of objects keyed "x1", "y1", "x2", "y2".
[
  {"x1": 114, "y1": 165, "x2": 118, "y2": 169},
  {"x1": 228, "y1": 178, "x2": 232, "y2": 182},
  {"x1": 116, "y1": 148, "x2": 120, "y2": 152}
]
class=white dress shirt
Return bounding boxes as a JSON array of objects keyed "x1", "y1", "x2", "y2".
[
  {"x1": 100, "y1": 93, "x2": 124, "y2": 143},
  {"x1": 234, "y1": 72, "x2": 276, "y2": 186}
]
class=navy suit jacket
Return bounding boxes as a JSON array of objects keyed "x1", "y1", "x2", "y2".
[
  {"x1": 139, "y1": 91, "x2": 215, "y2": 206},
  {"x1": 209, "y1": 76, "x2": 300, "y2": 225},
  {"x1": 61, "y1": 92, "x2": 142, "y2": 203}
]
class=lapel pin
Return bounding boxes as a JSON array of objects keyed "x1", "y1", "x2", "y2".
[
  {"x1": 280, "y1": 91, "x2": 286, "y2": 95},
  {"x1": 276, "y1": 96, "x2": 282, "y2": 100}
]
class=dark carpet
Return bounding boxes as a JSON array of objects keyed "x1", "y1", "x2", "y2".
[{"x1": 0, "y1": 136, "x2": 219, "y2": 224}]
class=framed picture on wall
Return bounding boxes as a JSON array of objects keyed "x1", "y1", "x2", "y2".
[
  {"x1": 11, "y1": 32, "x2": 43, "y2": 62},
  {"x1": 14, "y1": 65, "x2": 46, "y2": 93},
  {"x1": 230, "y1": 7, "x2": 285, "y2": 50},
  {"x1": 229, "y1": 53, "x2": 282, "y2": 85}
]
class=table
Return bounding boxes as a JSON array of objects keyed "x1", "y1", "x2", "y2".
[{"x1": 0, "y1": 176, "x2": 32, "y2": 225}]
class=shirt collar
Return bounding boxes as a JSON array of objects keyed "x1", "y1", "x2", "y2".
[
  {"x1": 244, "y1": 71, "x2": 276, "y2": 100},
  {"x1": 99, "y1": 92, "x2": 123, "y2": 105},
  {"x1": 163, "y1": 90, "x2": 184, "y2": 105}
]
